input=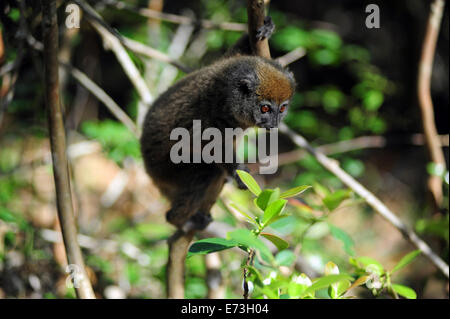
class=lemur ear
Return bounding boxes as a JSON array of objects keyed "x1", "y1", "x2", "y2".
[{"x1": 239, "y1": 76, "x2": 256, "y2": 94}]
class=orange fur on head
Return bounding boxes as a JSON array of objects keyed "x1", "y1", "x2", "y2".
[{"x1": 255, "y1": 63, "x2": 293, "y2": 104}]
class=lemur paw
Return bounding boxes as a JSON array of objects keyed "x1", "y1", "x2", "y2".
[
  {"x1": 183, "y1": 211, "x2": 213, "y2": 232},
  {"x1": 255, "y1": 16, "x2": 275, "y2": 41},
  {"x1": 233, "y1": 165, "x2": 250, "y2": 190}
]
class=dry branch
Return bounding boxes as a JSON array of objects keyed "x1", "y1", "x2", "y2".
[
  {"x1": 417, "y1": 0, "x2": 447, "y2": 209},
  {"x1": 276, "y1": 47, "x2": 306, "y2": 67},
  {"x1": 41, "y1": 0, "x2": 95, "y2": 299},
  {"x1": 263, "y1": 134, "x2": 449, "y2": 169},
  {"x1": 62, "y1": 63, "x2": 140, "y2": 137},
  {"x1": 122, "y1": 37, "x2": 191, "y2": 73},
  {"x1": 77, "y1": 0, "x2": 154, "y2": 129},
  {"x1": 279, "y1": 123, "x2": 449, "y2": 279},
  {"x1": 246, "y1": 0, "x2": 271, "y2": 58}
]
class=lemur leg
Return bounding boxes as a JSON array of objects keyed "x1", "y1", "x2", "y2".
[
  {"x1": 166, "y1": 168, "x2": 226, "y2": 231},
  {"x1": 187, "y1": 172, "x2": 227, "y2": 231}
]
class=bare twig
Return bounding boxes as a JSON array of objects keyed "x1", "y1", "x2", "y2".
[
  {"x1": 272, "y1": 134, "x2": 449, "y2": 168},
  {"x1": 246, "y1": 0, "x2": 270, "y2": 58},
  {"x1": 102, "y1": 0, "x2": 247, "y2": 32},
  {"x1": 78, "y1": 0, "x2": 154, "y2": 129},
  {"x1": 122, "y1": 37, "x2": 191, "y2": 73},
  {"x1": 62, "y1": 63, "x2": 140, "y2": 137},
  {"x1": 24, "y1": 33, "x2": 140, "y2": 137},
  {"x1": 41, "y1": 0, "x2": 95, "y2": 298},
  {"x1": 156, "y1": 14, "x2": 195, "y2": 94},
  {"x1": 276, "y1": 47, "x2": 306, "y2": 67},
  {"x1": 417, "y1": 0, "x2": 447, "y2": 209},
  {"x1": 279, "y1": 123, "x2": 449, "y2": 278}
]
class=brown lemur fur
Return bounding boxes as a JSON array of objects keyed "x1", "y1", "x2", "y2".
[{"x1": 140, "y1": 17, "x2": 296, "y2": 231}]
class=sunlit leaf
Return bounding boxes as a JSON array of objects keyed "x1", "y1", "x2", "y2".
[
  {"x1": 279, "y1": 185, "x2": 311, "y2": 199},
  {"x1": 391, "y1": 284, "x2": 417, "y2": 299},
  {"x1": 256, "y1": 188, "x2": 280, "y2": 211},
  {"x1": 302, "y1": 274, "x2": 353, "y2": 297},
  {"x1": 261, "y1": 232, "x2": 289, "y2": 251},
  {"x1": 322, "y1": 190, "x2": 351, "y2": 211},
  {"x1": 236, "y1": 170, "x2": 261, "y2": 196},
  {"x1": 229, "y1": 203, "x2": 256, "y2": 224},
  {"x1": 262, "y1": 199, "x2": 287, "y2": 226},
  {"x1": 227, "y1": 229, "x2": 273, "y2": 262},
  {"x1": 391, "y1": 250, "x2": 420, "y2": 274}
]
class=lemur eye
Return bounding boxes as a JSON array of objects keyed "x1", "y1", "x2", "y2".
[
  {"x1": 280, "y1": 105, "x2": 287, "y2": 113},
  {"x1": 261, "y1": 105, "x2": 270, "y2": 113}
]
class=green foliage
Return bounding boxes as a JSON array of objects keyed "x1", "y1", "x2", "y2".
[
  {"x1": 81, "y1": 120, "x2": 140, "y2": 165},
  {"x1": 188, "y1": 169, "x2": 422, "y2": 299}
]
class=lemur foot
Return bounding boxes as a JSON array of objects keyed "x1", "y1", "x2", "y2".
[
  {"x1": 255, "y1": 16, "x2": 275, "y2": 41},
  {"x1": 182, "y1": 211, "x2": 213, "y2": 232}
]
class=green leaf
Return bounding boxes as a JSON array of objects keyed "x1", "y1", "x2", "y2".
[
  {"x1": 335, "y1": 280, "x2": 352, "y2": 297},
  {"x1": 275, "y1": 250, "x2": 296, "y2": 267},
  {"x1": 229, "y1": 203, "x2": 256, "y2": 224},
  {"x1": 227, "y1": 229, "x2": 273, "y2": 262},
  {"x1": 247, "y1": 265, "x2": 264, "y2": 286},
  {"x1": 288, "y1": 282, "x2": 308, "y2": 298},
  {"x1": 329, "y1": 280, "x2": 351, "y2": 299},
  {"x1": 329, "y1": 224, "x2": 355, "y2": 256},
  {"x1": 264, "y1": 214, "x2": 290, "y2": 228},
  {"x1": 262, "y1": 199, "x2": 287, "y2": 226},
  {"x1": 363, "y1": 90, "x2": 384, "y2": 111},
  {"x1": 236, "y1": 170, "x2": 261, "y2": 196},
  {"x1": 256, "y1": 189, "x2": 280, "y2": 211},
  {"x1": 391, "y1": 250, "x2": 420, "y2": 274},
  {"x1": 261, "y1": 233, "x2": 289, "y2": 251},
  {"x1": 279, "y1": 185, "x2": 311, "y2": 199},
  {"x1": 322, "y1": 190, "x2": 351, "y2": 211},
  {"x1": 391, "y1": 284, "x2": 417, "y2": 299},
  {"x1": 187, "y1": 238, "x2": 237, "y2": 258},
  {"x1": 302, "y1": 274, "x2": 353, "y2": 297}
]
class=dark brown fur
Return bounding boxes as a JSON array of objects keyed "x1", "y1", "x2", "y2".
[{"x1": 140, "y1": 20, "x2": 295, "y2": 231}]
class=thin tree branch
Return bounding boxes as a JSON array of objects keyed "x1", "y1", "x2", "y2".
[
  {"x1": 75, "y1": 0, "x2": 191, "y2": 72},
  {"x1": 417, "y1": 0, "x2": 447, "y2": 209},
  {"x1": 78, "y1": 0, "x2": 154, "y2": 129},
  {"x1": 61, "y1": 63, "x2": 140, "y2": 137},
  {"x1": 24, "y1": 33, "x2": 140, "y2": 138},
  {"x1": 269, "y1": 134, "x2": 449, "y2": 168},
  {"x1": 276, "y1": 47, "x2": 306, "y2": 67},
  {"x1": 279, "y1": 123, "x2": 449, "y2": 279},
  {"x1": 155, "y1": 15, "x2": 194, "y2": 94},
  {"x1": 102, "y1": 0, "x2": 247, "y2": 32},
  {"x1": 122, "y1": 37, "x2": 191, "y2": 73},
  {"x1": 246, "y1": 0, "x2": 271, "y2": 58},
  {"x1": 41, "y1": 0, "x2": 95, "y2": 299}
]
